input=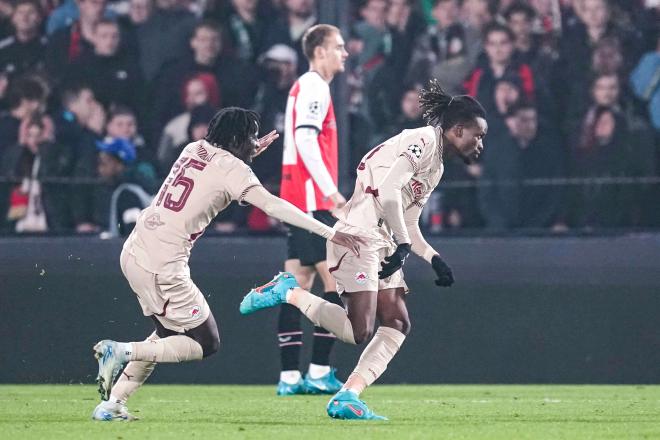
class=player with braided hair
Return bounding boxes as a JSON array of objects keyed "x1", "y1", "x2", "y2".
[
  {"x1": 241, "y1": 80, "x2": 487, "y2": 420},
  {"x1": 90, "y1": 107, "x2": 365, "y2": 421}
]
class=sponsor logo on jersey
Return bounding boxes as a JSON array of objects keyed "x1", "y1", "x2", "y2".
[
  {"x1": 144, "y1": 213, "x2": 165, "y2": 230},
  {"x1": 407, "y1": 144, "x2": 422, "y2": 159},
  {"x1": 411, "y1": 180, "x2": 424, "y2": 199},
  {"x1": 355, "y1": 272, "x2": 368, "y2": 285},
  {"x1": 190, "y1": 305, "x2": 201, "y2": 317}
]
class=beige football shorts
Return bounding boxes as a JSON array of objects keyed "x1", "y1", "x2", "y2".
[
  {"x1": 326, "y1": 222, "x2": 408, "y2": 294},
  {"x1": 120, "y1": 249, "x2": 210, "y2": 333}
]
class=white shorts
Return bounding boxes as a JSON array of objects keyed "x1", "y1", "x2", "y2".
[
  {"x1": 120, "y1": 249, "x2": 210, "y2": 333},
  {"x1": 326, "y1": 222, "x2": 408, "y2": 294}
]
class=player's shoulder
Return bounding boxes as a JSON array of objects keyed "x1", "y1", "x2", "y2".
[
  {"x1": 298, "y1": 71, "x2": 330, "y2": 94},
  {"x1": 399, "y1": 126, "x2": 437, "y2": 148}
]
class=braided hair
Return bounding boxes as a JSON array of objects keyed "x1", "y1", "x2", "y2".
[
  {"x1": 419, "y1": 79, "x2": 486, "y2": 130},
  {"x1": 205, "y1": 107, "x2": 259, "y2": 163}
]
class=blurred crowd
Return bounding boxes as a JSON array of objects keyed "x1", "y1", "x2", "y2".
[{"x1": 0, "y1": 0, "x2": 658, "y2": 235}]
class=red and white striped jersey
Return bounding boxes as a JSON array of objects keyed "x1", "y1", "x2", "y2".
[{"x1": 280, "y1": 71, "x2": 338, "y2": 212}]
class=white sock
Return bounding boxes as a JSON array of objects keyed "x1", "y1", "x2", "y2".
[
  {"x1": 308, "y1": 363, "x2": 331, "y2": 379},
  {"x1": 119, "y1": 342, "x2": 133, "y2": 362},
  {"x1": 280, "y1": 370, "x2": 302, "y2": 384},
  {"x1": 340, "y1": 387, "x2": 361, "y2": 396},
  {"x1": 108, "y1": 394, "x2": 124, "y2": 405}
]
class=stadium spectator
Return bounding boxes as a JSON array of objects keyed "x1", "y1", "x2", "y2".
[
  {"x1": 0, "y1": 0, "x2": 13, "y2": 40},
  {"x1": 370, "y1": 83, "x2": 424, "y2": 147},
  {"x1": 0, "y1": 0, "x2": 48, "y2": 81},
  {"x1": 559, "y1": 0, "x2": 641, "y2": 97},
  {"x1": 385, "y1": 0, "x2": 426, "y2": 77},
  {"x1": 569, "y1": 73, "x2": 629, "y2": 227},
  {"x1": 157, "y1": 73, "x2": 220, "y2": 174},
  {"x1": 503, "y1": 2, "x2": 557, "y2": 78},
  {"x1": 509, "y1": 101, "x2": 567, "y2": 229},
  {"x1": 461, "y1": 0, "x2": 494, "y2": 32},
  {"x1": 52, "y1": 82, "x2": 102, "y2": 232},
  {"x1": 407, "y1": 0, "x2": 481, "y2": 96},
  {"x1": 477, "y1": 78, "x2": 523, "y2": 229},
  {"x1": 211, "y1": 0, "x2": 268, "y2": 63},
  {"x1": 252, "y1": 44, "x2": 297, "y2": 185},
  {"x1": 262, "y1": 0, "x2": 317, "y2": 74},
  {"x1": 463, "y1": 23, "x2": 536, "y2": 116},
  {"x1": 92, "y1": 137, "x2": 158, "y2": 234},
  {"x1": 151, "y1": 20, "x2": 257, "y2": 140},
  {"x1": 1, "y1": 114, "x2": 53, "y2": 233},
  {"x1": 45, "y1": 0, "x2": 107, "y2": 85},
  {"x1": 121, "y1": 0, "x2": 196, "y2": 83},
  {"x1": 346, "y1": 0, "x2": 391, "y2": 130},
  {"x1": 105, "y1": 104, "x2": 150, "y2": 163},
  {"x1": 65, "y1": 19, "x2": 145, "y2": 114},
  {"x1": 630, "y1": 34, "x2": 660, "y2": 132}
]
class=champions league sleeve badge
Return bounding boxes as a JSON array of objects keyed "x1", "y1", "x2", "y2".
[{"x1": 407, "y1": 144, "x2": 422, "y2": 159}]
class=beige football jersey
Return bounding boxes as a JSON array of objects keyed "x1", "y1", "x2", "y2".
[
  {"x1": 337, "y1": 126, "x2": 444, "y2": 239},
  {"x1": 125, "y1": 140, "x2": 261, "y2": 275}
]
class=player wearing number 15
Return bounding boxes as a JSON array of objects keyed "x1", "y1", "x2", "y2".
[{"x1": 90, "y1": 107, "x2": 365, "y2": 421}]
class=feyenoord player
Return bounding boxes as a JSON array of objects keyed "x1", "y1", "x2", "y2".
[
  {"x1": 241, "y1": 80, "x2": 488, "y2": 420},
  {"x1": 275, "y1": 24, "x2": 348, "y2": 395},
  {"x1": 91, "y1": 107, "x2": 364, "y2": 421}
]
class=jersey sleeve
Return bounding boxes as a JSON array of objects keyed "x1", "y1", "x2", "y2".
[
  {"x1": 225, "y1": 163, "x2": 262, "y2": 204},
  {"x1": 294, "y1": 79, "x2": 330, "y2": 131},
  {"x1": 397, "y1": 129, "x2": 437, "y2": 173}
]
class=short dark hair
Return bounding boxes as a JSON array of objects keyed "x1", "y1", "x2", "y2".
[
  {"x1": 108, "y1": 103, "x2": 136, "y2": 121},
  {"x1": 419, "y1": 79, "x2": 486, "y2": 130},
  {"x1": 507, "y1": 99, "x2": 536, "y2": 117},
  {"x1": 6, "y1": 76, "x2": 46, "y2": 110},
  {"x1": 503, "y1": 2, "x2": 536, "y2": 21},
  {"x1": 13, "y1": 0, "x2": 43, "y2": 17},
  {"x1": 302, "y1": 24, "x2": 339, "y2": 61},
  {"x1": 193, "y1": 19, "x2": 221, "y2": 38},
  {"x1": 94, "y1": 18, "x2": 119, "y2": 31},
  {"x1": 205, "y1": 107, "x2": 259, "y2": 164},
  {"x1": 60, "y1": 81, "x2": 92, "y2": 108},
  {"x1": 482, "y1": 22, "x2": 515, "y2": 43}
]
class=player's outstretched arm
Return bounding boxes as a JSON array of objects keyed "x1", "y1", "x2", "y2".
[
  {"x1": 242, "y1": 185, "x2": 365, "y2": 255},
  {"x1": 404, "y1": 203, "x2": 454, "y2": 287}
]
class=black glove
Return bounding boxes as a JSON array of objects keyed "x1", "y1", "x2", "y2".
[
  {"x1": 378, "y1": 243, "x2": 411, "y2": 279},
  {"x1": 431, "y1": 255, "x2": 454, "y2": 287}
]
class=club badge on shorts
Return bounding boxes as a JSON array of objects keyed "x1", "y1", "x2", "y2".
[
  {"x1": 190, "y1": 305, "x2": 201, "y2": 317},
  {"x1": 355, "y1": 272, "x2": 368, "y2": 285}
]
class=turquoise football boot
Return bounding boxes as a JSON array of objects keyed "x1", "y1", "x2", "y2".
[
  {"x1": 93, "y1": 340, "x2": 128, "y2": 401},
  {"x1": 276, "y1": 378, "x2": 307, "y2": 396},
  {"x1": 239, "y1": 272, "x2": 299, "y2": 315},
  {"x1": 304, "y1": 368, "x2": 343, "y2": 394},
  {"x1": 326, "y1": 390, "x2": 388, "y2": 421},
  {"x1": 92, "y1": 400, "x2": 137, "y2": 421}
]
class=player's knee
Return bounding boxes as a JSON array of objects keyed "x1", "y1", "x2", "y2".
[
  {"x1": 380, "y1": 317, "x2": 411, "y2": 336},
  {"x1": 202, "y1": 334, "x2": 221, "y2": 358},
  {"x1": 352, "y1": 326, "x2": 374, "y2": 345}
]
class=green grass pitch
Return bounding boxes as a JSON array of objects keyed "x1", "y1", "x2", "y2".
[{"x1": 1, "y1": 385, "x2": 659, "y2": 439}]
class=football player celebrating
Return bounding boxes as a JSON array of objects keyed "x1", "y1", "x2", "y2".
[
  {"x1": 91, "y1": 107, "x2": 365, "y2": 421},
  {"x1": 240, "y1": 80, "x2": 488, "y2": 420}
]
